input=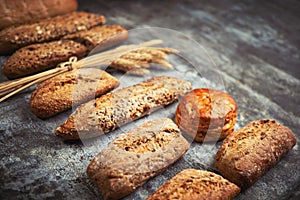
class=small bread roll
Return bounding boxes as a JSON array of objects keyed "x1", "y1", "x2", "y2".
[
  {"x1": 147, "y1": 169, "x2": 240, "y2": 200},
  {"x1": 214, "y1": 119, "x2": 296, "y2": 189},
  {"x1": 175, "y1": 88, "x2": 237, "y2": 142}
]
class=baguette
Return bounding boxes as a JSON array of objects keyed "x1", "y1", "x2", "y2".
[
  {"x1": 87, "y1": 118, "x2": 190, "y2": 200},
  {"x1": 55, "y1": 76, "x2": 192, "y2": 140},
  {"x1": 147, "y1": 169, "x2": 240, "y2": 200},
  {"x1": 214, "y1": 119, "x2": 296, "y2": 189},
  {"x1": 30, "y1": 68, "x2": 120, "y2": 119},
  {"x1": 0, "y1": 11, "x2": 106, "y2": 54},
  {"x1": 2, "y1": 25, "x2": 128, "y2": 79},
  {"x1": 0, "y1": 0, "x2": 77, "y2": 30}
]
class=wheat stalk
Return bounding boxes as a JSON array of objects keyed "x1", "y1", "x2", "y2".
[{"x1": 0, "y1": 39, "x2": 178, "y2": 103}]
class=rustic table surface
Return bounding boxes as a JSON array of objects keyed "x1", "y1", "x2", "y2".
[{"x1": 0, "y1": 0, "x2": 299, "y2": 199}]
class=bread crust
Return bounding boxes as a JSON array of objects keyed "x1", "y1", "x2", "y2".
[
  {"x1": 2, "y1": 25, "x2": 128, "y2": 79},
  {"x1": 175, "y1": 88, "x2": 237, "y2": 142},
  {"x1": 55, "y1": 76, "x2": 192, "y2": 140},
  {"x1": 30, "y1": 68, "x2": 120, "y2": 119},
  {"x1": 0, "y1": 11, "x2": 106, "y2": 54},
  {"x1": 214, "y1": 119, "x2": 297, "y2": 189},
  {"x1": 86, "y1": 118, "x2": 190, "y2": 200},
  {"x1": 0, "y1": 0, "x2": 78, "y2": 30},
  {"x1": 147, "y1": 169, "x2": 240, "y2": 200}
]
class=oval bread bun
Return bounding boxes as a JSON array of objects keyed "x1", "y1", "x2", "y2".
[{"x1": 175, "y1": 88, "x2": 237, "y2": 142}]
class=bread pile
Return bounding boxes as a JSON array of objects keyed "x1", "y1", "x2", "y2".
[{"x1": 0, "y1": 1, "x2": 297, "y2": 200}]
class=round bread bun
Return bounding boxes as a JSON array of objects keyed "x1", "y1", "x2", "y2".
[{"x1": 175, "y1": 88, "x2": 237, "y2": 142}]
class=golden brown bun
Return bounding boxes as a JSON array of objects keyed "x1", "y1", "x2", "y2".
[
  {"x1": 175, "y1": 88, "x2": 237, "y2": 142},
  {"x1": 214, "y1": 119, "x2": 296, "y2": 189},
  {"x1": 30, "y1": 68, "x2": 120, "y2": 119},
  {"x1": 0, "y1": 0, "x2": 78, "y2": 30}
]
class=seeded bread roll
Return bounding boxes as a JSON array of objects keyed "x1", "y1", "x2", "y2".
[
  {"x1": 87, "y1": 118, "x2": 190, "y2": 200},
  {"x1": 214, "y1": 119, "x2": 296, "y2": 189},
  {"x1": 147, "y1": 169, "x2": 240, "y2": 200},
  {"x1": 0, "y1": 0, "x2": 78, "y2": 30},
  {"x1": 2, "y1": 25, "x2": 128, "y2": 79},
  {"x1": 0, "y1": 11, "x2": 106, "y2": 54},
  {"x1": 175, "y1": 88, "x2": 237, "y2": 142},
  {"x1": 30, "y1": 68, "x2": 120, "y2": 119},
  {"x1": 55, "y1": 76, "x2": 192, "y2": 140}
]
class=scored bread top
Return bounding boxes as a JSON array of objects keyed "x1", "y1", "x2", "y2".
[
  {"x1": 87, "y1": 118, "x2": 190, "y2": 200},
  {"x1": 147, "y1": 169, "x2": 240, "y2": 200}
]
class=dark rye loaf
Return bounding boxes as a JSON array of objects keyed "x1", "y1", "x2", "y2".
[
  {"x1": 2, "y1": 25, "x2": 128, "y2": 79},
  {"x1": 214, "y1": 119, "x2": 296, "y2": 189},
  {"x1": 147, "y1": 169, "x2": 240, "y2": 200},
  {"x1": 87, "y1": 118, "x2": 190, "y2": 200},
  {"x1": 0, "y1": 11, "x2": 106, "y2": 54},
  {"x1": 55, "y1": 76, "x2": 192, "y2": 140}
]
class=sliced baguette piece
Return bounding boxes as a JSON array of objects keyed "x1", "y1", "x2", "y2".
[
  {"x1": 55, "y1": 76, "x2": 192, "y2": 140},
  {"x1": 30, "y1": 68, "x2": 120, "y2": 119},
  {"x1": 87, "y1": 118, "x2": 190, "y2": 200},
  {"x1": 147, "y1": 169, "x2": 240, "y2": 200},
  {"x1": 2, "y1": 25, "x2": 128, "y2": 79},
  {"x1": 214, "y1": 119, "x2": 296, "y2": 189},
  {"x1": 0, "y1": 11, "x2": 106, "y2": 54}
]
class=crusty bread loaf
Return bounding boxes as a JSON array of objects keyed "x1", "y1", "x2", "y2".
[
  {"x1": 0, "y1": 0, "x2": 78, "y2": 30},
  {"x1": 214, "y1": 119, "x2": 296, "y2": 189},
  {"x1": 87, "y1": 118, "x2": 190, "y2": 200},
  {"x1": 2, "y1": 25, "x2": 128, "y2": 79},
  {"x1": 0, "y1": 11, "x2": 106, "y2": 54},
  {"x1": 147, "y1": 169, "x2": 240, "y2": 200},
  {"x1": 175, "y1": 88, "x2": 237, "y2": 142},
  {"x1": 55, "y1": 76, "x2": 192, "y2": 140},
  {"x1": 30, "y1": 68, "x2": 120, "y2": 119}
]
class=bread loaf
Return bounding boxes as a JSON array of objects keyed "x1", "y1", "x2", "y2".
[
  {"x1": 55, "y1": 76, "x2": 192, "y2": 140},
  {"x1": 214, "y1": 119, "x2": 296, "y2": 189},
  {"x1": 30, "y1": 68, "x2": 120, "y2": 119},
  {"x1": 2, "y1": 40, "x2": 87, "y2": 79},
  {"x1": 87, "y1": 118, "x2": 190, "y2": 200},
  {"x1": 0, "y1": 0, "x2": 78, "y2": 30},
  {"x1": 2, "y1": 25, "x2": 128, "y2": 79},
  {"x1": 0, "y1": 11, "x2": 106, "y2": 54},
  {"x1": 175, "y1": 88, "x2": 237, "y2": 142},
  {"x1": 147, "y1": 169, "x2": 240, "y2": 200}
]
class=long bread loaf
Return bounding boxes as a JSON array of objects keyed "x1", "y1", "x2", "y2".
[
  {"x1": 2, "y1": 25, "x2": 128, "y2": 79},
  {"x1": 0, "y1": 11, "x2": 106, "y2": 54},
  {"x1": 55, "y1": 76, "x2": 192, "y2": 140},
  {"x1": 0, "y1": 0, "x2": 78, "y2": 30}
]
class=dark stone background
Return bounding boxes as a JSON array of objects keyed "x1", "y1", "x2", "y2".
[{"x1": 0, "y1": 0, "x2": 299, "y2": 199}]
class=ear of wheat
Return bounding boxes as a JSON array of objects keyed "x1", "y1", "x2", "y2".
[{"x1": 0, "y1": 40, "x2": 178, "y2": 103}]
